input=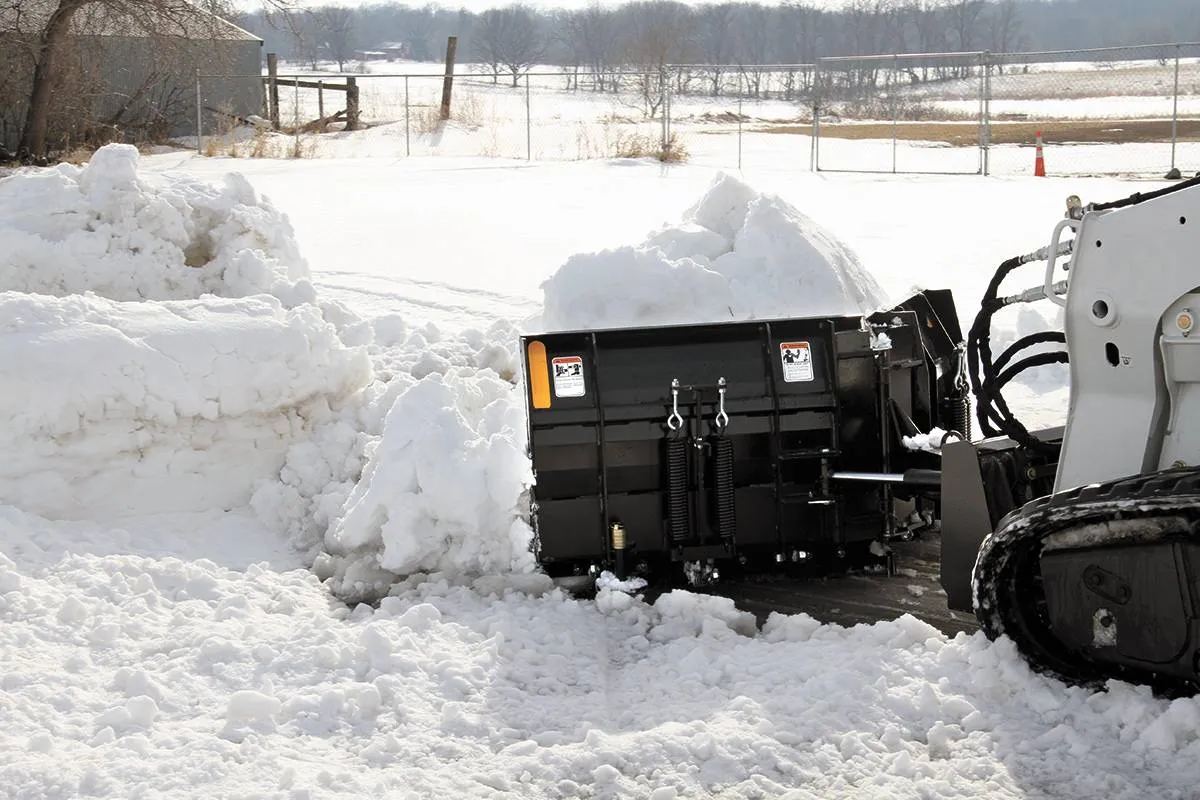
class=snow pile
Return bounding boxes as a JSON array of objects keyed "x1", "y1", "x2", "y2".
[
  {"x1": 540, "y1": 172, "x2": 886, "y2": 330},
  {"x1": 249, "y1": 316, "x2": 532, "y2": 603},
  {"x1": 0, "y1": 292, "x2": 370, "y2": 519},
  {"x1": 0, "y1": 144, "x2": 312, "y2": 304},
  {"x1": 0, "y1": 146, "x2": 532, "y2": 594},
  {"x1": 0, "y1": 145, "x2": 371, "y2": 520},
  {"x1": 317, "y1": 372, "x2": 533, "y2": 601}
]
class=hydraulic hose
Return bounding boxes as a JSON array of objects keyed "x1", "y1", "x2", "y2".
[{"x1": 967, "y1": 255, "x2": 1068, "y2": 456}]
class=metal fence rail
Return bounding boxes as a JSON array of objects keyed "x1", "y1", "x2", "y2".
[
  {"x1": 193, "y1": 42, "x2": 1200, "y2": 178},
  {"x1": 813, "y1": 43, "x2": 1200, "y2": 178}
]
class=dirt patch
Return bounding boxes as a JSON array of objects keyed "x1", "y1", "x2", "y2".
[{"x1": 748, "y1": 118, "x2": 1200, "y2": 146}]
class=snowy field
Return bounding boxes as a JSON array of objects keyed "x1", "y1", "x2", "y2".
[{"x1": 3, "y1": 136, "x2": 1200, "y2": 799}]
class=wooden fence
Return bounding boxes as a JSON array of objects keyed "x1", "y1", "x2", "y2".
[{"x1": 264, "y1": 53, "x2": 361, "y2": 132}]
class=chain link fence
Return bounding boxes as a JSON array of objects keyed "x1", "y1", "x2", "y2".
[
  {"x1": 194, "y1": 43, "x2": 1200, "y2": 178},
  {"x1": 195, "y1": 65, "x2": 815, "y2": 167},
  {"x1": 813, "y1": 52, "x2": 988, "y2": 175},
  {"x1": 813, "y1": 43, "x2": 1200, "y2": 178},
  {"x1": 985, "y1": 44, "x2": 1200, "y2": 178}
]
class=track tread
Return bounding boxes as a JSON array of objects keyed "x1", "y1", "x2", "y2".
[{"x1": 973, "y1": 467, "x2": 1200, "y2": 691}]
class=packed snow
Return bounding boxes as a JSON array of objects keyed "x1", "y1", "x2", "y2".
[{"x1": 2, "y1": 141, "x2": 1200, "y2": 798}]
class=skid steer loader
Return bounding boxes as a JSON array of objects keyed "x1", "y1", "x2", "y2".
[{"x1": 520, "y1": 175, "x2": 1200, "y2": 691}]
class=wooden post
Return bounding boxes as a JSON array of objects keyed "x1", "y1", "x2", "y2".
[
  {"x1": 440, "y1": 36, "x2": 457, "y2": 121},
  {"x1": 267, "y1": 53, "x2": 280, "y2": 130},
  {"x1": 318, "y1": 80, "x2": 325, "y2": 120},
  {"x1": 345, "y1": 77, "x2": 360, "y2": 130}
]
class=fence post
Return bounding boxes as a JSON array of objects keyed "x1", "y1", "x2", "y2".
[
  {"x1": 737, "y1": 71, "x2": 743, "y2": 171},
  {"x1": 195, "y1": 68, "x2": 203, "y2": 155},
  {"x1": 811, "y1": 58, "x2": 821, "y2": 171},
  {"x1": 891, "y1": 54, "x2": 898, "y2": 174},
  {"x1": 1168, "y1": 44, "x2": 1181, "y2": 179},
  {"x1": 440, "y1": 36, "x2": 457, "y2": 121},
  {"x1": 666, "y1": 69, "x2": 673, "y2": 147},
  {"x1": 293, "y1": 78, "x2": 299, "y2": 156},
  {"x1": 525, "y1": 73, "x2": 532, "y2": 161},
  {"x1": 981, "y1": 52, "x2": 992, "y2": 176},
  {"x1": 318, "y1": 79, "x2": 324, "y2": 120},
  {"x1": 267, "y1": 53, "x2": 280, "y2": 130},
  {"x1": 662, "y1": 66, "x2": 672, "y2": 151},
  {"x1": 345, "y1": 78, "x2": 360, "y2": 131},
  {"x1": 404, "y1": 75, "x2": 410, "y2": 157}
]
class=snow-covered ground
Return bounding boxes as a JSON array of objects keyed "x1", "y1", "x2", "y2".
[{"x1": 2, "y1": 138, "x2": 1198, "y2": 799}]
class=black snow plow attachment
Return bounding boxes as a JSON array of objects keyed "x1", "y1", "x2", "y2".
[{"x1": 520, "y1": 291, "x2": 969, "y2": 590}]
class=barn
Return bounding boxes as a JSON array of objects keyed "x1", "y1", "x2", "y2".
[{"x1": 0, "y1": 1, "x2": 262, "y2": 153}]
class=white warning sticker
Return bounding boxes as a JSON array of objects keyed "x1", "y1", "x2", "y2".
[
  {"x1": 780, "y1": 341, "x2": 814, "y2": 383},
  {"x1": 551, "y1": 356, "x2": 585, "y2": 397}
]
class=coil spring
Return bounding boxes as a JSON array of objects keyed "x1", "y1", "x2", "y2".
[
  {"x1": 712, "y1": 437, "x2": 736, "y2": 542},
  {"x1": 666, "y1": 437, "x2": 690, "y2": 543},
  {"x1": 950, "y1": 394, "x2": 972, "y2": 442}
]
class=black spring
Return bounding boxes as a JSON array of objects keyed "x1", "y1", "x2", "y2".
[
  {"x1": 711, "y1": 437, "x2": 736, "y2": 542},
  {"x1": 666, "y1": 437, "x2": 691, "y2": 544},
  {"x1": 951, "y1": 394, "x2": 972, "y2": 442}
]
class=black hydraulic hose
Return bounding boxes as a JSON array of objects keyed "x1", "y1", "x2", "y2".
[
  {"x1": 995, "y1": 351, "x2": 1070, "y2": 389},
  {"x1": 970, "y1": 174, "x2": 1198, "y2": 453},
  {"x1": 967, "y1": 256, "x2": 1023, "y2": 437},
  {"x1": 993, "y1": 331, "x2": 1067, "y2": 375},
  {"x1": 1090, "y1": 173, "x2": 1200, "y2": 212},
  {"x1": 967, "y1": 255, "x2": 1066, "y2": 456}
]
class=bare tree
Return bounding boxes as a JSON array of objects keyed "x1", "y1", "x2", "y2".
[
  {"x1": 561, "y1": 2, "x2": 618, "y2": 91},
  {"x1": 616, "y1": 0, "x2": 694, "y2": 118},
  {"x1": 947, "y1": 0, "x2": 985, "y2": 52},
  {"x1": 731, "y1": 3, "x2": 771, "y2": 96},
  {"x1": 695, "y1": 4, "x2": 734, "y2": 95},
  {"x1": 319, "y1": 5, "x2": 356, "y2": 71},
  {"x1": 473, "y1": 5, "x2": 544, "y2": 88},
  {"x1": 986, "y1": 0, "x2": 1024, "y2": 56}
]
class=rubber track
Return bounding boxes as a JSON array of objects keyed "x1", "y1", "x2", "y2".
[{"x1": 973, "y1": 466, "x2": 1200, "y2": 691}]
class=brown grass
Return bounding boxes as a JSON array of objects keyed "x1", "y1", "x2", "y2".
[
  {"x1": 613, "y1": 131, "x2": 689, "y2": 162},
  {"x1": 748, "y1": 118, "x2": 1200, "y2": 146}
]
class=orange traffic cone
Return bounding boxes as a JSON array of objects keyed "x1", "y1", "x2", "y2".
[{"x1": 1034, "y1": 130, "x2": 1046, "y2": 177}]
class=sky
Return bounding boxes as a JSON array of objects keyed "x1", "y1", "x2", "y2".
[{"x1": 3, "y1": 78, "x2": 1200, "y2": 797}]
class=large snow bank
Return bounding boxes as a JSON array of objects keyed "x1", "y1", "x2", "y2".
[
  {"x1": 0, "y1": 145, "x2": 371, "y2": 520},
  {"x1": 539, "y1": 172, "x2": 887, "y2": 330},
  {"x1": 0, "y1": 292, "x2": 370, "y2": 519},
  {"x1": 0, "y1": 144, "x2": 533, "y2": 593},
  {"x1": 0, "y1": 144, "x2": 311, "y2": 304}
]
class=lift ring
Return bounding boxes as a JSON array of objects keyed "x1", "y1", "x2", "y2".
[
  {"x1": 715, "y1": 377, "x2": 729, "y2": 430},
  {"x1": 667, "y1": 378, "x2": 684, "y2": 431}
]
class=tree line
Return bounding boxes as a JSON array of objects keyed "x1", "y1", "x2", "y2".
[
  {"x1": 239, "y1": 0, "x2": 1200, "y2": 84},
  {"x1": 5, "y1": 0, "x2": 1198, "y2": 159}
]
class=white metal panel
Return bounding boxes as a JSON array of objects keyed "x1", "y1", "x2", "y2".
[{"x1": 1055, "y1": 192, "x2": 1200, "y2": 491}]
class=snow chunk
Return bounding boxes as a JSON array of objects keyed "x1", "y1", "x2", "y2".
[
  {"x1": 323, "y1": 372, "x2": 534, "y2": 602},
  {"x1": 903, "y1": 426, "x2": 953, "y2": 453},
  {"x1": 539, "y1": 172, "x2": 885, "y2": 330},
  {"x1": 595, "y1": 571, "x2": 648, "y2": 594}
]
